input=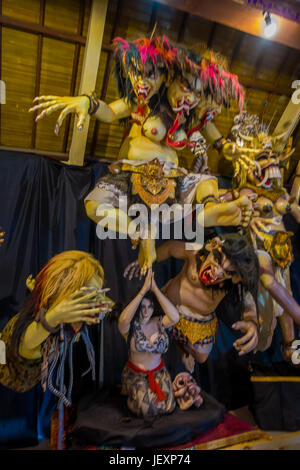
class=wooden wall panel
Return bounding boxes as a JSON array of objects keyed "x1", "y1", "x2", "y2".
[
  {"x1": 113, "y1": 0, "x2": 152, "y2": 39},
  {"x1": 2, "y1": 0, "x2": 40, "y2": 24},
  {"x1": 82, "y1": 0, "x2": 92, "y2": 37},
  {"x1": 44, "y1": 0, "x2": 81, "y2": 34},
  {"x1": 1, "y1": 28, "x2": 38, "y2": 147},
  {"x1": 35, "y1": 37, "x2": 75, "y2": 151},
  {"x1": 183, "y1": 15, "x2": 214, "y2": 45},
  {"x1": 231, "y1": 34, "x2": 265, "y2": 79},
  {"x1": 153, "y1": 3, "x2": 184, "y2": 42},
  {"x1": 207, "y1": 24, "x2": 240, "y2": 59},
  {"x1": 0, "y1": 0, "x2": 298, "y2": 177}
]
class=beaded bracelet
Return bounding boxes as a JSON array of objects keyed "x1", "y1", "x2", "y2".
[
  {"x1": 36, "y1": 307, "x2": 60, "y2": 334},
  {"x1": 81, "y1": 91, "x2": 100, "y2": 115}
]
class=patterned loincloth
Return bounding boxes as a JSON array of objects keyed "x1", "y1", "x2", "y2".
[
  {"x1": 85, "y1": 158, "x2": 215, "y2": 222},
  {"x1": 121, "y1": 359, "x2": 176, "y2": 418}
]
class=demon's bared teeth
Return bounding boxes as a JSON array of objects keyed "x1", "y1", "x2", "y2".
[{"x1": 257, "y1": 170, "x2": 269, "y2": 187}]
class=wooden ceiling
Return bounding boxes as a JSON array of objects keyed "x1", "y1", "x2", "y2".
[{"x1": 0, "y1": 0, "x2": 299, "y2": 182}]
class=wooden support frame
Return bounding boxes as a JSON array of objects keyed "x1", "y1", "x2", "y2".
[
  {"x1": 90, "y1": 0, "x2": 124, "y2": 156},
  {"x1": 274, "y1": 95, "x2": 300, "y2": 139},
  {"x1": 31, "y1": 0, "x2": 46, "y2": 149},
  {"x1": 62, "y1": 0, "x2": 86, "y2": 153},
  {"x1": 177, "y1": 11, "x2": 189, "y2": 43},
  {"x1": 0, "y1": 14, "x2": 86, "y2": 45},
  {"x1": 68, "y1": 0, "x2": 108, "y2": 166}
]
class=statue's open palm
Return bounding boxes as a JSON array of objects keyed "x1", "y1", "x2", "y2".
[{"x1": 29, "y1": 95, "x2": 89, "y2": 135}]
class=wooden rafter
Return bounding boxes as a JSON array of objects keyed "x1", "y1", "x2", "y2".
[
  {"x1": 68, "y1": 0, "x2": 108, "y2": 166},
  {"x1": 177, "y1": 11, "x2": 189, "y2": 43},
  {"x1": 229, "y1": 31, "x2": 244, "y2": 70},
  {"x1": 62, "y1": 0, "x2": 86, "y2": 153},
  {"x1": 31, "y1": 0, "x2": 46, "y2": 149},
  {"x1": 207, "y1": 21, "x2": 217, "y2": 49},
  {"x1": 148, "y1": 1, "x2": 158, "y2": 35},
  {"x1": 90, "y1": 0, "x2": 124, "y2": 156},
  {"x1": 0, "y1": 14, "x2": 86, "y2": 45}
]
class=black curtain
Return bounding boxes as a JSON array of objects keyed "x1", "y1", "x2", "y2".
[{"x1": 0, "y1": 150, "x2": 299, "y2": 446}]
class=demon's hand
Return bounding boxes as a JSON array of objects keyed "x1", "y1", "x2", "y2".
[{"x1": 232, "y1": 320, "x2": 258, "y2": 355}]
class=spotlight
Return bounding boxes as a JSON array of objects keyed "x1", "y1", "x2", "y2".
[{"x1": 263, "y1": 11, "x2": 278, "y2": 39}]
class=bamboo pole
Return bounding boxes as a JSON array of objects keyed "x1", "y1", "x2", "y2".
[{"x1": 68, "y1": 0, "x2": 108, "y2": 166}]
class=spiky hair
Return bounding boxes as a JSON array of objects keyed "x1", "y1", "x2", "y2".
[
  {"x1": 176, "y1": 45, "x2": 244, "y2": 111},
  {"x1": 113, "y1": 35, "x2": 177, "y2": 104}
]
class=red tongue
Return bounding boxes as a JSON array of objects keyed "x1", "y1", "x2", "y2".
[{"x1": 200, "y1": 268, "x2": 212, "y2": 285}]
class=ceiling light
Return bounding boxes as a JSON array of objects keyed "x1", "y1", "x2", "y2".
[{"x1": 263, "y1": 11, "x2": 278, "y2": 39}]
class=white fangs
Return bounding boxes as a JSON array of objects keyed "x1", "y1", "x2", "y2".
[
  {"x1": 257, "y1": 166, "x2": 281, "y2": 188},
  {"x1": 137, "y1": 87, "x2": 150, "y2": 97}
]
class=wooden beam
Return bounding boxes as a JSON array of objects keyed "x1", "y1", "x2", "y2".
[
  {"x1": 207, "y1": 21, "x2": 217, "y2": 49},
  {"x1": 229, "y1": 31, "x2": 244, "y2": 70},
  {"x1": 148, "y1": 1, "x2": 158, "y2": 36},
  {"x1": 251, "y1": 39, "x2": 270, "y2": 82},
  {"x1": 273, "y1": 94, "x2": 300, "y2": 139},
  {"x1": 91, "y1": 0, "x2": 124, "y2": 156},
  {"x1": 31, "y1": 0, "x2": 46, "y2": 149},
  {"x1": 68, "y1": 0, "x2": 108, "y2": 166},
  {"x1": 177, "y1": 11, "x2": 189, "y2": 43},
  {"x1": 0, "y1": 145, "x2": 68, "y2": 160},
  {"x1": 154, "y1": 0, "x2": 300, "y2": 51},
  {"x1": 62, "y1": 0, "x2": 85, "y2": 153},
  {"x1": 0, "y1": 14, "x2": 86, "y2": 45}
]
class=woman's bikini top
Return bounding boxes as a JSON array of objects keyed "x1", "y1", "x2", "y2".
[{"x1": 133, "y1": 317, "x2": 169, "y2": 354}]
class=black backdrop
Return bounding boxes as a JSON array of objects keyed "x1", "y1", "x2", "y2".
[{"x1": 0, "y1": 150, "x2": 299, "y2": 447}]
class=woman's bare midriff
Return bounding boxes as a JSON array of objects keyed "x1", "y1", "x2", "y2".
[{"x1": 129, "y1": 349, "x2": 162, "y2": 371}]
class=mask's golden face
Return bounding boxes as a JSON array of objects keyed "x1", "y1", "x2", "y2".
[
  {"x1": 167, "y1": 73, "x2": 200, "y2": 115},
  {"x1": 248, "y1": 152, "x2": 281, "y2": 189},
  {"x1": 128, "y1": 62, "x2": 165, "y2": 104}
]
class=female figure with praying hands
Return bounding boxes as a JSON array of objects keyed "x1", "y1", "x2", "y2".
[{"x1": 118, "y1": 268, "x2": 179, "y2": 418}]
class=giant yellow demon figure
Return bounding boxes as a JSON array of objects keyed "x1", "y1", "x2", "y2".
[
  {"x1": 30, "y1": 36, "x2": 253, "y2": 274},
  {"x1": 221, "y1": 111, "x2": 300, "y2": 360}
]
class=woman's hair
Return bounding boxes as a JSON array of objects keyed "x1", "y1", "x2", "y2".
[
  {"x1": 196, "y1": 233, "x2": 259, "y2": 314},
  {"x1": 11, "y1": 250, "x2": 104, "y2": 353}
]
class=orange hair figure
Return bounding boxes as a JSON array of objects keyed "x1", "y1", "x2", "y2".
[{"x1": 28, "y1": 250, "x2": 104, "y2": 316}]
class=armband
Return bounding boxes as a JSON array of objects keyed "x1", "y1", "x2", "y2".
[
  {"x1": 199, "y1": 194, "x2": 219, "y2": 207},
  {"x1": 213, "y1": 137, "x2": 227, "y2": 152},
  {"x1": 81, "y1": 91, "x2": 100, "y2": 115},
  {"x1": 35, "y1": 308, "x2": 60, "y2": 334}
]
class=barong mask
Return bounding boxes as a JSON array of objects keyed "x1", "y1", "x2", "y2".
[
  {"x1": 173, "y1": 372, "x2": 203, "y2": 410},
  {"x1": 224, "y1": 112, "x2": 295, "y2": 190}
]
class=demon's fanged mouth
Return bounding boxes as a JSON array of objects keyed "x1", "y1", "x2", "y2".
[
  {"x1": 137, "y1": 85, "x2": 151, "y2": 99},
  {"x1": 172, "y1": 98, "x2": 198, "y2": 115},
  {"x1": 200, "y1": 266, "x2": 222, "y2": 285},
  {"x1": 257, "y1": 164, "x2": 281, "y2": 188}
]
